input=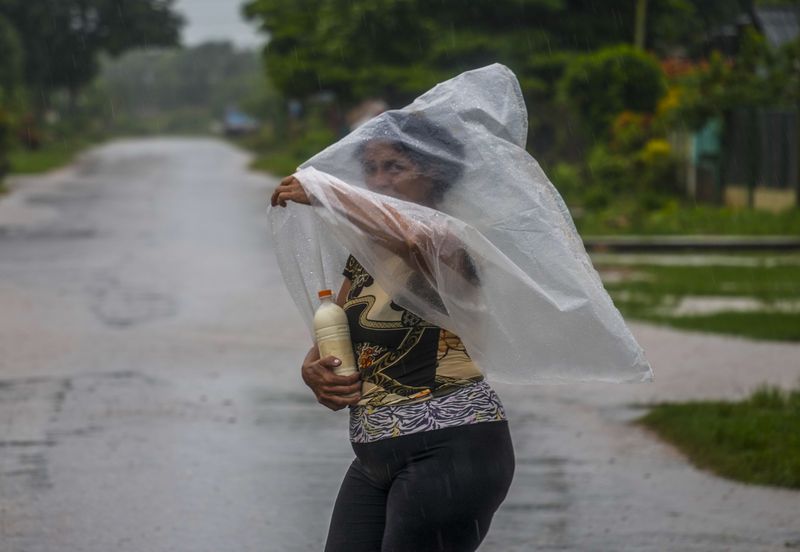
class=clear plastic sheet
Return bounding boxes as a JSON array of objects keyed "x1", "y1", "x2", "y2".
[{"x1": 268, "y1": 63, "x2": 653, "y2": 384}]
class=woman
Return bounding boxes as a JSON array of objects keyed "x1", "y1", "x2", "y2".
[{"x1": 271, "y1": 112, "x2": 515, "y2": 552}]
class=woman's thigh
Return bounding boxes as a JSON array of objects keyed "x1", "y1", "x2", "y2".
[
  {"x1": 324, "y1": 458, "x2": 389, "y2": 552},
  {"x1": 381, "y1": 421, "x2": 515, "y2": 552}
]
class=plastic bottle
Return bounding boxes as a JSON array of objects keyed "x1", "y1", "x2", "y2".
[{"x1": 313, "y1": 289, "x2": 359, "y2": 391}]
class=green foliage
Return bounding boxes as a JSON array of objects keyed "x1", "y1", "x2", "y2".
[
  {"x1": 599, "y1": 257, "x2": 800, "y2": 341},
  {"x1": 519, "y1": 51, "x2": 576, "y2": 100},
  {"x1": 7, "y1": 137, "x2": 92, "y2": 174},
  {"x1": 558, "y1": 44, "x2": 667, "y2": 137},
  {"x1": 578, "y1": 203, "x2": 800, "y2": 235},
  {"x1": 646, "y1": 312, "x2": 800, "y2": 342},
  {"x1": 95, "y1": 43, "x2": 269, "y2": 117},
  {"x1": 580, "y1": 109, "x2": 679, "y2": 211},
  {"x1": 548, "y1": 162, "x2": 583, "y2": 205},
  {"x1": 667, "y1": 33, "x2": 800, "y2": 131},
  {"x1": 243, "y1": 0, "x2": 684, "y2": 106},
  {"x1": 587, "y1": 144, "x2": 632, "y2": 201},
  {"x1": 17, "y1": 42, "x2": 274, "y2": 140},
  {"x1": 646, "y1": 0, "x2": 750, "y2": 57},
  {"x1": 0, "y1": 14, "x2": 22, "y2": 184},
  {"x1": 639, "y1": 138, "x2": 680, "y2": 196},
  {"x1": 0, "y1": 105, "x2": 12, "y2": 182},
  {"x1": 604, "y1": 262, "x2": 800, "y2": 303},
  {"x1": 0, "y1": 14, "x2": 23, "y2": 95},
  {"x1": 0, "y1": 0, "x2": 183, "y2": 98},
  {"x1": 636, "y1": 384, "x2": 800, "y2": 487},
  {"x1": 236, "y1": 103, "x2": 338, "y2": 177}
]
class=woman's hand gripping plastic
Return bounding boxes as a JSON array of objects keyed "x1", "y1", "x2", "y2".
[{"x1": 271, "y1": 175, "x2": 310, "y2": 208}]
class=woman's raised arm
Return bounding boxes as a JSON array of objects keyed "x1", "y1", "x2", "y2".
[{"x1": 271, "y1": 174, "x2": 478, "y2": 286}]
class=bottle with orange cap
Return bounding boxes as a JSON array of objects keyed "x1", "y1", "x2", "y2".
[{"x1": 313, "y1": 289, "x2": 359, "y2": 389}]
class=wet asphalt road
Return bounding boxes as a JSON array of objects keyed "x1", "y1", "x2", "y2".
[{"x1": 1, "y1": 137, "x2": 798, "y2": 552}]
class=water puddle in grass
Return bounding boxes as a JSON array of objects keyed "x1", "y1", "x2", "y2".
[{"x1": 657, "y1": 296, "x2": 800, "y2": 316}]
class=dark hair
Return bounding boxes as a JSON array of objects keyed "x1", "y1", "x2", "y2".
[{"x1": 354, "y1": 111, "x2": 465, "y2": 203}]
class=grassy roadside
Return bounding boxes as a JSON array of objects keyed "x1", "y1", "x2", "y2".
[
  {"x1": 1, "y1": 137, "x2": 98, "y2": 197},
  {"x1": 7, "y1": 136, "x2": 97, "y2": 176},
  {"x1": 634, "y1": 384, "x2": 800, "y2": 489},
  {"x1": 231, "y1": 126, "x2": 336, "y2": 178},
  {"x1": 575, "y1": 203, "x2": 800, "y2": 236},
  {"x1": 598, "y1": 257, "x2": 800, "y2": 342}
]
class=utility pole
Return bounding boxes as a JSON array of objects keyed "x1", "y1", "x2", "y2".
[{"x1": 635, "y1": 0, "x2": 648, "y2": 49}]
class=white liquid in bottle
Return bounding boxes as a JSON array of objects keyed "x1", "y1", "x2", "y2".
[{"x1": 313, "y1": 289, "x2": 359, "y2": 398}]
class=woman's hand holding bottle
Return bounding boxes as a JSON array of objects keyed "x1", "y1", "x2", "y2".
[{"x1": 301, "y1": 345, "x2": 362, "y2": 411}]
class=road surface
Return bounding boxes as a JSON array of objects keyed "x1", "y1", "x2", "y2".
[{"x1": 1, "y1": 137, "x2": 798, "y2": 551}]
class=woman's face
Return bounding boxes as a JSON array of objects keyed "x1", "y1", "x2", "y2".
[{"x1": 360, "y1": 140, "x2": 436, "y2": 205}]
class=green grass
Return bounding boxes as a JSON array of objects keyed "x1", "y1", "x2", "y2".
[
  {"x1": 576, "y1": 203, "x2": 800, "y2": 236},
  {"x1": 601, "y1": 260, "x2": 800, "y2": 341},
  {"x1": 605, "y1": 264, "x2": 800, "y2": 301},
  {"x1": 248, "y1": 150, "x2": 304, "y2": 177},
  {"x1": 632, "y1": 312, "x2": 800, "y2": 341},
  {"x1": 634, "y1": 384, "x2": 800, "y2": 489},
  {"x1": 231, "y1": 123, "x2": 337, "y2": 178},
  {"x1": 8, "y1": 138, "x2": 94, "y2": 175}
]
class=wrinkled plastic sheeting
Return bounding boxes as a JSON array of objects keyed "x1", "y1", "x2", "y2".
[{"x1": 268, "y1": 63, "x2": 653, "y2": 384}]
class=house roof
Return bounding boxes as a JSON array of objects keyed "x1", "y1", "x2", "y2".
[{"x1": 754, "y1": 6, "x2": 800, "y2": 49}]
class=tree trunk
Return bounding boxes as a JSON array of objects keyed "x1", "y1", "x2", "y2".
[{"x1": 634, "y1": 0, "x2": 648, "y2": 50}]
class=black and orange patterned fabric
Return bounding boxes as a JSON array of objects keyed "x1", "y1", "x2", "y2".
[{"x1": 342, "y1": 254, "x2": 485, "y2": 407}]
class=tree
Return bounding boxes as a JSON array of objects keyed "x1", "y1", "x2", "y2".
[
  {"x1": 0, "y1": 0, "x2": 184, "y2": 104},
  {"x1": 97, "y1": 41, "x2": 266, "y2": 115},
  {"x1": 0, "y1": 13, "x2": 23, "y2": 183},
  {"x1": 0, "y1": 13, "x2": 22, "y2": 95},
  {"x1": 558, "y1": 44, "x2": 667, "y2": 137},
  {"x1": 243, "y1": 0, "x2": 674, "y2": 107}
]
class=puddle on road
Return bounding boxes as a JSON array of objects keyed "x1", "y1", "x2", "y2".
[
  {"x1": 25, "y1": 190, "x2": 104, "y2": 206},
  {"x1": 503, "y1": 501, "x2": 570, "y2": 512},
  {"x1": 0, "y1": 377, "x2": 69, "y2": 492},
  {"x1": 85, "y1": 272, "x2": 178, "y2": 328},
  {"x1": 0, "y1": 225, "x2": 97, "y2": 240},
  {"x1": 0, "y1": 371, "x2": 165, "y2": 493},
  {"x1": 591, "y1": 252, "x2": 800, "y2": 267},
  {"x1": 664, "y1": 296, "x2": 800, "y2": 316}
]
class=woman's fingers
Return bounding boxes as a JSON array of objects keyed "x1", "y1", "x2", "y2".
[
  {"x1": 308, "y1": 357, "x2": 361, "y2": 409},
  {"x1": 270, "y1": 176, "x2": 310, "y2": 208},
  {"x1": 317, "y1": 389, "x2": 362, "y2": 410},
  {"x1": 310, "y1": 358, "x2": 357, "y2": 384},
  {"x1": 270, "y1": 178, "x2": 287, "y2": 207},
  {"x1": 271, "y1": 183, "x2": 293, "y2": 206},
  {"x1": 322, "y1": 380, "x2": 362, "y2": 395}
]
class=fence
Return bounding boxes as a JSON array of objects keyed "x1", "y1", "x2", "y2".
[{"x1": 676, "y1": 107, "x2": 799, "y2": 210}]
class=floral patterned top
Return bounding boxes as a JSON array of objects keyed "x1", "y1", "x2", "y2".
[{"x1": 342, "y1": 254, "x2": 507, "y2": 443}]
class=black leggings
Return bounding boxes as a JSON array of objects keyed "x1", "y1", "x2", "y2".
[{"x1": 324, "y1": 420, "x2": 515, "y2": 552}]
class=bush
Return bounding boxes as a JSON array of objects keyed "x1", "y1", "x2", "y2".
[
  {"x1": 639, "y1": 138, "x2": 679, "y2": 196},
  {"x1": 587, "y1": 143, "x2": 632, "y2": 195},
  {"x1": 548, "y1": 161, "x2": 583, "y2": 205},
  {"x1": 0, "y1": 106, "x2": 12, "y2": 182},
  {"x1": 610, "y1": 111, "x2": 650, "y2": 152},
  {"x1": 558, "y1": 44, "x2": 667, "y2": 137},
  {"x1": 0, "y1": 14, "x2": 24, "y2": 186}
]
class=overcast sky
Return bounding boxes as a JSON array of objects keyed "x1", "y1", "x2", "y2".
[{"x1": 173, "y1": 0, "x2": 264, "y2": 49}]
